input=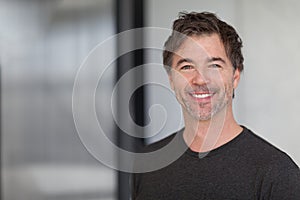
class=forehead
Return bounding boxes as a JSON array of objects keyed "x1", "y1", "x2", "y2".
[{"x1": 173, "y1": 34, "x2": 228, "y2": 64}]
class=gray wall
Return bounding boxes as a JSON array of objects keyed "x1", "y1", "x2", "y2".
[{"x1": 145, "y1": 0, "x2": 300, "y2": 165}]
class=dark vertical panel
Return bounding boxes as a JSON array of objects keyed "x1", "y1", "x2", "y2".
[
  {"x1": 134, "y1": 0, "x2": 145, "y2": 128},
  {"x1": 115, "y1": 0, "x2": 145, "y2": 199}
]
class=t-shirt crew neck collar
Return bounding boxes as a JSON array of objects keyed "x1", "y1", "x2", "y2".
[{"x1": 181, "y1": 126, "x2": 246, "y2": 158}]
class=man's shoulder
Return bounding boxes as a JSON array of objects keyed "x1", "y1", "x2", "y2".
[
  {"x1": 241, "y1": 127, "x2": 300, "y2": 198},
  {"x1": 240, "y1": 126, "x2": 299, "y2": 169}
]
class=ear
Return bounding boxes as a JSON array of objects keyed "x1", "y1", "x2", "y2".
[
  {"x1": 233, "y1": 69, "x2": 241, "y2": 89},
  {"x1": 168, "y1": 72, "x2": 175, "y2": 91}
]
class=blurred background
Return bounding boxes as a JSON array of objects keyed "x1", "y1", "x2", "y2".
[{"x1": 0, "y1": 0, "x2": 299, "y2": 200}]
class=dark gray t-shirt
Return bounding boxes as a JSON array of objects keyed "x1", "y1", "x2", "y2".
[{"x1": 132, "y1": 127, "x2": 300, "y2": 200}]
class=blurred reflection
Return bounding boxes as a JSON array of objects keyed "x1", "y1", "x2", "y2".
[{"x1": 0, "y1": 0, "x2": 116, "y2": 199}]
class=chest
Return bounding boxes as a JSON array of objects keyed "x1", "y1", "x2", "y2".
[{"x1": 137, "y1": 155, "x2": 260, "y2": 200}]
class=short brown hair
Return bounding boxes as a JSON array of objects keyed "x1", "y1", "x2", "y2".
[{"x1": 163, "y1": 11, "x2": 244, "y2": 73}]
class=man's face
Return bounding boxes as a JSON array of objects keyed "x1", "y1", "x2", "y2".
[{"x1": 168, "y1": 34, "x2": 240, "y2": 121}]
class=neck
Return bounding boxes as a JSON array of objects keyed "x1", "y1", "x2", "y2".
[{"x1": 183, "y1": 105, "x2": 242, "y2": 153}]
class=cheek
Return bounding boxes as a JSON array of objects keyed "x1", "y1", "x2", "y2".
[
  {"x1": 170, "y1": 74, "x2": 191, "y2": 89},
  {"x1": 219, "y1": 72, "x2": 237, "y2": 88},
  {"x1": 212, "y1": 76, "x2": 235, "y2": 92},
  {"x1": 205, "y1": 70, "x2": 225, "y2": 84}
]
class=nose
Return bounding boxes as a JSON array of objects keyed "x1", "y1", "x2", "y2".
[{"x1": 191, "y1": 68, "x2": 208, "y2": 85}]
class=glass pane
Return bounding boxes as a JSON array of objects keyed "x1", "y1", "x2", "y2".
[{"x1": 0, "y1": 1, "x2": 117, "y2": 199}]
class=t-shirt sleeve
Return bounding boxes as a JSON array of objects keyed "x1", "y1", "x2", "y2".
[{"x1": 262, "y1": 158, "x2": 300, "y2": 200}]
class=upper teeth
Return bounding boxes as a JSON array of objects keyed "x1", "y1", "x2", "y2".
[{"x1": 192, "y1": 93, "x2": 212, "y2": 98}]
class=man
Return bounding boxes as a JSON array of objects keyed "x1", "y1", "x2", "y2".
[{"x1": 132, "y1": 11, "x2": 300, "y2": 199}]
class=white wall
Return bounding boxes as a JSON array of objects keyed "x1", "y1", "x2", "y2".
[{"x1": 145, "y1": 0, "x2": 300, "y2": 165}]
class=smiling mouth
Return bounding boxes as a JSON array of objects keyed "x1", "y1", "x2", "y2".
[{"x1": 191, "y1": 93, "x2": 213, "y2": 99}]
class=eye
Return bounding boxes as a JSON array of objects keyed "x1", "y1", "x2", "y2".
[
  {"x1": 180, "y1": 65, "x2": 194, "y2": 70},
  {"x1": 209, "y1": 64, "x2": 222, "y2": 69}
]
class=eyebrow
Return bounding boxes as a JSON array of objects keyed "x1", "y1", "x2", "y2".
[
  {"x1": 175, "y1": 56, "x2": 226, "y2": 68},
  {"x1": 175, "y1": 58, "x2": 195, "y2": 68},
  {"x1": 206, "y1": 57, "x2": 226, "y2": 64}
]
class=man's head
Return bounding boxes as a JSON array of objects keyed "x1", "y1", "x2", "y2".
[
  {"x1": 163, "y1": 11, "x2": 244, "y2": 73},
  {"x1": 163, "y1": 12, "x2": 243, "y2": 121}
]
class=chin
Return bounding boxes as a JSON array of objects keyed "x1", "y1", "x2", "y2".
[{"x1": 189, "y1": 111, "x2": 213, "y2": 121}]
